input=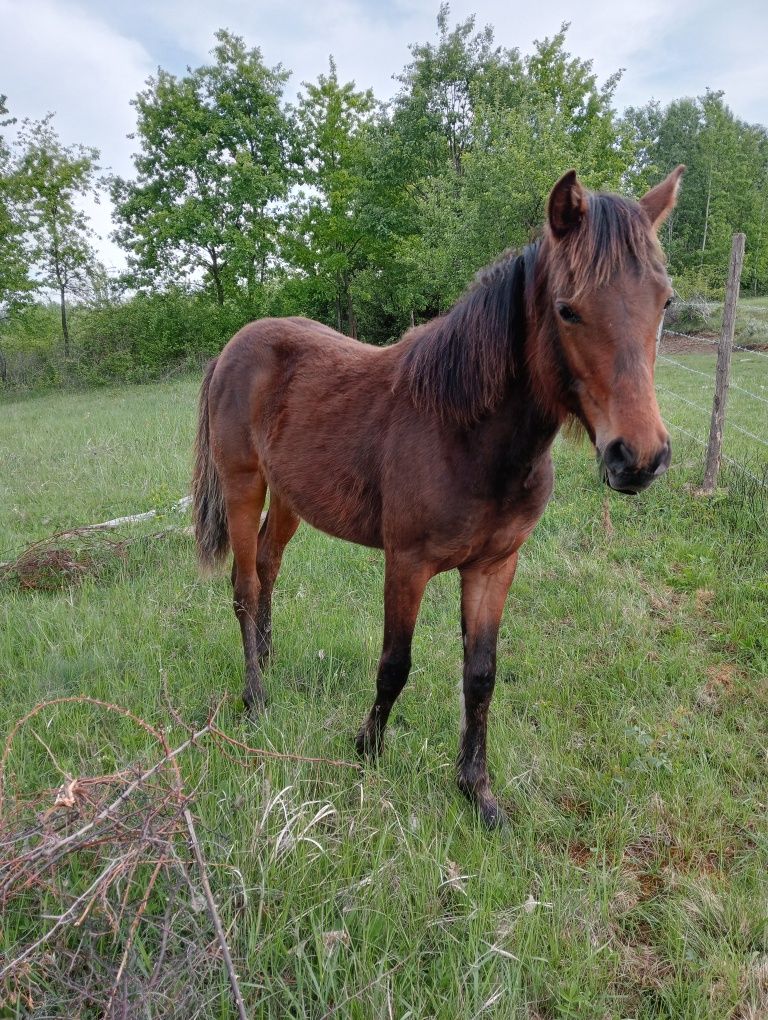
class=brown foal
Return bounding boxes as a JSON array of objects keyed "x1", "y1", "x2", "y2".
[{"x1": 192, "y1": 167, "x2": 684, "y2": 827}]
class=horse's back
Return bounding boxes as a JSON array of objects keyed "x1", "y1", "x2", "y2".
[
  {"x1": 208, "y1": 316, "x2": 396, "y2": 546},
  {"x1": 217, "y1": 316, "x2": 377, "y2": 372}
]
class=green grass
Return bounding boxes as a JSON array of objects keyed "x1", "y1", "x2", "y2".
[
  {"x1": 1, "y1": 376, "x2": 767, "y2": 1018},
  {"x1": 736, "y1": 295, "x2": 768, "y2": 342},
  {"x1": 657, "y1": 349, "x2": 768, "y2": 480},
  {"x1": 671, "y1": 294, "x2": 768, "y2": 346}
]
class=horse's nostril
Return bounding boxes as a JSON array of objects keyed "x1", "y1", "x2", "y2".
[
  {"x1": 651, "y1": 440, "x2": 672, "y2": 475},
  {"x1": 603, "y1": 439, "x2": 635, "y2": 474}
]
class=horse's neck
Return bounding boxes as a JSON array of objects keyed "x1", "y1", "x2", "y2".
[
  {"x1": 470, "y1": 363, "x2": 561, "y2": 480},
  {"x1": 518, "y1": 291, "x2": 570, "y2": 433}
]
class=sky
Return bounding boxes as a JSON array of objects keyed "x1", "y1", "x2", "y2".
[{"x1": 1, "y1": 0, "x2": 766, "y2": 270}]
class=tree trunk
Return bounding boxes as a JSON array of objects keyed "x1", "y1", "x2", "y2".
[
  {"x1": 700, "y1": 159, "x2": 713, "y2": 274},
  {"x1": 59, "y1": 284, "x2": 69, "y2": 358},
  {"x1": 346, "y1": 289, "x2": 357, "y2": 340},
  {"x1": 335, "y1": 273, "x2": 343, "y2": 333},
  {"x1": 209, "y1": 250, "x2": 225, "y2": 306},
  {"x1": 51, "y1": 228, "x2": 69, "y2": 357},
  {"x1": 341, "y1": 271, "x2": 357, "y2": 339}
]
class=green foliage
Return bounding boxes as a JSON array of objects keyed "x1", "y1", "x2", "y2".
[
  {"x1": 284, "y1": 59, "x2": 377, "y2": 336},
  {"x1": 378, "y1": 20, "x2": 630, "y2": 318},
  {"x1": 622, "y1": 91, "x2": 768, "y2": 295},
  {"x1": 73, "y1": 290, "x2": 250, "y2": 382},
  {"x1": 14, "y1": 115, "x2": 102, "y2": 351},
  {"x1": 0, "y1": 96, "x2": 34, "y2": 310},
  {"x1": 111, "y1": 30, "x2": 296, "y2": 305}
]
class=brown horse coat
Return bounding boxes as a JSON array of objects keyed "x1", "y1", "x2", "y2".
[{"x1": 193, "y1": 167, "x2": 684, "y2": 827}]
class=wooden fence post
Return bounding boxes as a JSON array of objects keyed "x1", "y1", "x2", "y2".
[{"x1": 702, "y1": 232, "x2": 746, "y2": 494}]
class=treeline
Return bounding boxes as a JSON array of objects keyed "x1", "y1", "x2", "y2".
[{"x1": 1, "y1": 7, "x2": 767, "y2": 387}]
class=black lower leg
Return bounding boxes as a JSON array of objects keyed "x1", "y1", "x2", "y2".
[
  {"x1": 457, "y1": 643, "x2": 505, "y2": 828},
  {"x1": 233, "y1": 585, "x2": 267, "y2": 712},
  {"x1": 355, "y1": 650, "x2": 411, "y2": 757}
]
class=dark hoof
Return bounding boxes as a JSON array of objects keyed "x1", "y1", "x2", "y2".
[
  {"x1": 477, "y1": 799, "x2": 508, "y2": 830},
  {"x1": 354, "y1": 726, "x2": 382, "y2": 760},
  {"x1": 458, "y1": 778, "x2": 507, "y2": 830},
  {"x1": 242, "y1": 688, "x2": 267, "y2": 716}
]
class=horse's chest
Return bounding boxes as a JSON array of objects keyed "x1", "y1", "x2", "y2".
[
  {"x1": 483, "y1": 456, "x2": 555, "y2": 552},
  {"x1": 425, "y1": 455, "x2": 554, "y2": 569}
]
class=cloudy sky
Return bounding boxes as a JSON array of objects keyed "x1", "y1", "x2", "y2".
[{"x1": 1, "y1": 0, "x2": 766, "y2": 268}]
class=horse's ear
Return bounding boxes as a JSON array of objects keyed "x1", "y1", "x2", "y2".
[
  {"x1": 640, "y1": 165, "x2": 685, "y2": 230},
  {"x1": 548, "y1": 170, "x2": 588, "y2": 238}
]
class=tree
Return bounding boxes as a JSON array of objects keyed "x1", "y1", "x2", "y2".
[
  {"x1": 395, "y1": 3, "x2": 508, "y2": 176},
  {"x1": 385, "y1": 17, "x2": 630, "y2": 314},
  {"x1": 112, "y1": 30, "x2": 296, "y2": 306},
  {"x1": 0, "y1": 96, "x2": 32, "y2": 312},
  {"x1": 622, "y1": 92, "x2": 768, "y2": 293},
  {"x1": 286, "y1": 59, "x2": 376, "y2": 336},
  {"x1": 15, "y1": 115, "x2": 101, "y2": 355}
]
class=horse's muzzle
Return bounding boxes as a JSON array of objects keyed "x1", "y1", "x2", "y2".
[{"x1": 598, "y1": 438, "x2": 671, "y2": 495}]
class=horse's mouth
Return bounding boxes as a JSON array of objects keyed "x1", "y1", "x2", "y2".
[{"x1": 599, "y1": 464, "x2": 660, "y2": 495}]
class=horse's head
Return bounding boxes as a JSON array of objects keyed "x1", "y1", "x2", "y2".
[{"x1": 541, "y1": 166, "x2": 684, "y2": 494}]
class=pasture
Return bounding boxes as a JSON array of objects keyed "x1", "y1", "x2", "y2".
[{"x1": 1, "y1": 359, "x2": 767, "y2": 1018}]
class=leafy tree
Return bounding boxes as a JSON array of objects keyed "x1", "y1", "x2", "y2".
[
  {"x1": 622, "y1": 92, "x2": 768, "y2": 293},
  {"x1": 386, "y1": 17, "x2": 630, "y2": 314},
  {"x1": 394, "y1": 3, "x2": 509, "y2": 176},
  {"x1": 0, "y1": 96, "x2": 32, "y2": 312},
  {"x1": 112, "y1": 30, "x2": 296, "y2": 306},
  {"x1": 15, "y1": 115, "x2": 101, "y2": 354},
  {"x1": 286, "y1": 59, "x2": 376, "y2": 336}
]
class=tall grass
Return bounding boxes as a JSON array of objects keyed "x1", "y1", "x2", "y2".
[{"x1": 1, "y1": 378, "x2": 766, "y2": 1017}]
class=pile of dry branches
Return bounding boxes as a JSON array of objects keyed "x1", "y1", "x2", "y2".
[
  {"x1": 0, "y1": 496, "x2": 193, "y2": 591},
  {"x1": 0, "y1": 695, "x2": 358, "y2": 1017}
]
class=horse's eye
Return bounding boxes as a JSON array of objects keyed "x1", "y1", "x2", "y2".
[
  {"x1": 664, "y1": 297, "x2": 673, "y2": 310},
  {"x1": 557, "y1": 304, "x2": 581, "y2": 324}
]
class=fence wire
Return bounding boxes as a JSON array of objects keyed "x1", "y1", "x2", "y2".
[{"x1": 657, "y1": 329, "x2": 768, "y2": 489}]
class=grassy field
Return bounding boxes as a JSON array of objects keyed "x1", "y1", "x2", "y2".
[
  {"x1": 656, "y1": 347, "x2": 768, "y2": 481},
  {"x1": 1, "y1": 371, "x2": 767, "y2": 1018}
]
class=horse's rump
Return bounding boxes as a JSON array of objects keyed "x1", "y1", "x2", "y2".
[{"x1": 208, "y1": 317, "x2": 399, "y2": 547}]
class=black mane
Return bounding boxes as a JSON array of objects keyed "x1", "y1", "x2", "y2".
[
  {"x1": 399, "y1": 246, "x2": 534, "y2": 427},
  {"x1": 399, "y1": 189, "x2": 664, "y2": 429}
]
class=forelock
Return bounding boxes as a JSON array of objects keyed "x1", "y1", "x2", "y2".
[{"x1": 549, "y1": 192, "x2": 664, "y2": 297}]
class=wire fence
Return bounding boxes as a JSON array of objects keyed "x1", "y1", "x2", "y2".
[{"x1": 656, "y1": 325, "x2": 768, "y2": 490}]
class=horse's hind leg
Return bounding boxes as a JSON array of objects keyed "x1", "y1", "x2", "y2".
[
  {"x1": 255, "y1": 493, "x2": 300, "y2": 666},
  {"x1": 225, "y1": 472, "x2": 268, "y2": 712}
]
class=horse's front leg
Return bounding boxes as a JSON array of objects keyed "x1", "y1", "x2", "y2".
[
  {"x1": 355, "y1": 552, "x2": 432, "y2": 758},
  {"x1": 457, "y1": 553, "x2": 518, "y2": 828}
]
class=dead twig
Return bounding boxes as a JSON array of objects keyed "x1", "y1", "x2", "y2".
[
  {"x1": 0, "y1": 854, "x2": 129, "y2": 982},
  {"x1": 209, "y1": 723, "x2": 362, "y2": 771},
  {"x1": 0, "y1": 497, "x2": 192, "y2": 573},
  {"x1": 104, "y1": 857, "x2": 166, "y2": 1017},
  {"x1": 184, "y1": 808, "x2": 248, "y2": 1020},
  {"x1": 0, "y1": 691, "x2": 358, "y2": 1015},
  {"x1": 0, "y1": 695, "x2": 172, "y2": 812},
  {"x1": 0, "y1": 719, "x2": 211, "y2": 892}
]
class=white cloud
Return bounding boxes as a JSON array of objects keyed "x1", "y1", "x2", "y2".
[
  {"x1": 1, "y1": 0, "x2": 154, "y2": 269},
  {"x1": 125, "y1": 0, "x2": 768, "y2": 122},
  {"x1": 2, "y1": 0, "x2": 766, "y2": 270}
]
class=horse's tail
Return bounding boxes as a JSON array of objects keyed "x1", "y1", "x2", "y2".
[{"x1": 192, "y1": 358, "x2": 229, "y2": 571}]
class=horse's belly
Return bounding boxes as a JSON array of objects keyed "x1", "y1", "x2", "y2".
[
  {"x1": 267, "y1": 464, "x2": 384, "y2": 549},
  {"x1": 297, "y1": 498, "x2": 384, "y2": 549}
]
